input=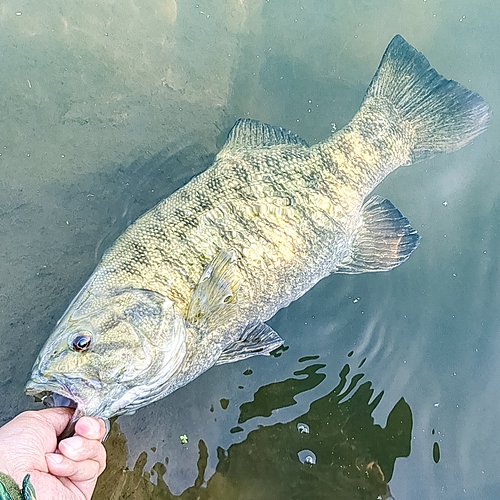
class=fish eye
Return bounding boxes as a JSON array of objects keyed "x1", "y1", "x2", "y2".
[{"x1": 71, "y1": 332, "x2": 92, "y2": 352}]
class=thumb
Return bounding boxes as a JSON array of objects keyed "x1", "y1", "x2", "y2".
[{"x1": 33, "y1": 407, "x2": 75, "y2": 436}]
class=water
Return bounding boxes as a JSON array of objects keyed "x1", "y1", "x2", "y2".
[{"x1": 0, "y1": 0, "x2": 498, "y2": 498}]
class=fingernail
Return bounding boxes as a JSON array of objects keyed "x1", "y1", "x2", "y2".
[
  {"x1": 46, "y1": 453, "x2": 63, "y2": 464},
  {"x1": 62, "y1": 436, "x2": 83, "y2": 452}
]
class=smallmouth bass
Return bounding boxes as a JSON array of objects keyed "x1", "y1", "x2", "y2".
[{"x1": 26, "y1": 35, "x2": 490, "y2": 425}]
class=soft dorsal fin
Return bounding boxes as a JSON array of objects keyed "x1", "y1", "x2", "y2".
[
  {"x1": 336, "y1": 195, "x2": 420, "y2": 274},
  {"x1": 215, "y1": 321, "x2": 284, "y2": 365},
  {"x1": 187, "y1": 249, "x2": 241, "y2": 326},
  {"x1": 219, "y1": 118, "x2": 309, "y2": 154}
]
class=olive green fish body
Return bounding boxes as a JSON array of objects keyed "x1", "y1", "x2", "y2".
[
  {"x1": 26, "y1": 35, "x2": 490, "y2": 418},
  {"x1": 105, "y1": 145, "x2": 347, "y2": 319}
]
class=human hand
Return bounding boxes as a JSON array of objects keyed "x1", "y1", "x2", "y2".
[{"x1": 0, "y1": 408, "x2": 106, "y2": 500}]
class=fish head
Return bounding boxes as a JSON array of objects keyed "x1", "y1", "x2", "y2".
[{"x1": 25, "y1": 285, "x2": 187, "y2": 418}]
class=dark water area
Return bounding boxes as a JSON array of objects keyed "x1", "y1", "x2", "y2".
[
  {"x1": 95, "y1": 360, "x2": 411, "y2": 500},
  {"x1": 1, "y1": 0, "x2": 499, "y2": 498}
]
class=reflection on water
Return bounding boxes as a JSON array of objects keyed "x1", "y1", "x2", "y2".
[{"x1": 94, "y1": 358, "x2": 411, "y2": 499}]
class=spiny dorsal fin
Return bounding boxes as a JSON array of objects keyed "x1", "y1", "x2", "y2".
[
  {"x1": 336, "y1": 195, "x2": 420, "y2": 274},
  {"x1": 215, "y1": 321, "x2": 284, "y2": 365},
  {"x1": 219, "y1": 118, "x2": 308, "y2": 154},
  {"x1": 187, "y1": 249, "x2": 241, "y2": 326}
]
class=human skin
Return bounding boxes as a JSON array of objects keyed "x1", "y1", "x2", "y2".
[{"x1": 0, "y1": 408, "x2": 106, "y2": 500}]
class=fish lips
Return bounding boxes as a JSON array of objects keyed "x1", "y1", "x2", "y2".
[
  {"x1": 25, "y1": 373, "x2": 101, "y2": 416},
  {"x1": 25, "y1": 375, "x2": 111, "y2": 442}
]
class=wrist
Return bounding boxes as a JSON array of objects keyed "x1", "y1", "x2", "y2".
[
  {"x1": 0, "y1": 471, "x2": 23, "y2": 500},
  {"x1": 0, "y1": 472, "x2": 36, "y2": 500},
  {"x1": 0, "y1": 416, "x2": 35, "y2": 486},
  {"x1": 0, "y1": 457, "x2": 26, "y2": 489},
  {"x1": 0, "y1": 456, "x2": 17, "y2": 484}
]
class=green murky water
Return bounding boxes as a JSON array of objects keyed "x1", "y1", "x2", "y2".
[{"x1": 0, "y1": 0, "x2": 498, "y2": 498}]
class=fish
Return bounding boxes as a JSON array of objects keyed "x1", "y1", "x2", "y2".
[{"x1": 26, "y1": 35, "x2": 490, "y2": 421}]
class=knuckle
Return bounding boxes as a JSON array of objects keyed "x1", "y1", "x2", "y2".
[
  {"x1": 82, "y1": 459, "x2": 101, "y2": 481},
  {"x1": 98, "y1": 448, "x2": 107, "y2": 475}
]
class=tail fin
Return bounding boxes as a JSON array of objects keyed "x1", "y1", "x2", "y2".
[{"x1": 365, "y1": 35, "x2": 490, "y2": 162}]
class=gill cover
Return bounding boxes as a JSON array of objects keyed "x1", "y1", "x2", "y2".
[{"x1": 103, "y1": 288, "x2": 188, "y2": 416}]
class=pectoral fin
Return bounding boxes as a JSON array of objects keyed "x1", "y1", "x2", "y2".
[
  {"x1": 336, "y1": 195, "x2": 420, "y2": 274},
  {"x1": 187, "y1": 249, "x2": 240, "y2": 326},
  {"x1": 216, "y1": 322, "x2": 284, "y2": 365}
]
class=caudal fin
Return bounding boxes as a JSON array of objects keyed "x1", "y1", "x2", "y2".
[{"x1": 365, "y1": 35, "x2": 490, "y2": 162}]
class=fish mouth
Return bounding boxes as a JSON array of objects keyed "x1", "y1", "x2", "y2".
[
  {"x1": 25, "y1": 378, "x2": 81, "y2": 408},
  {"x1": 41, "y1": 392, "x2": 78, "y2": 409},
  {"x1": 25, "y1": 377, "x2": 88, "y2": 441},
  {"x1": 26, "y1": 372, "x2": 106, "y2": 416},
  {"x1": 26, "y1": 376, "x2": 111, "y2": 441}
]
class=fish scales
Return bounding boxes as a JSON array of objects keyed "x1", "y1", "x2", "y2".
[
  {"x1": 26, "y1": 35, "x2": 490, "y2": 420},
  {"x1": 102, "y1": 144, "x2": 345, "y2": 319},
  {"x1": 321, "y1": 101, "x2": 415, "y2": 199}
]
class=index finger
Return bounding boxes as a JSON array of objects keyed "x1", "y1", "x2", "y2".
[{"x1": 74, "y1": 417, "x2": 106, "y2": 441}]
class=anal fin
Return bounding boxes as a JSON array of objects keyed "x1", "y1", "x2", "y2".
[
  {"x1": 216, "y1": 322, "x2": 284, "y2": 365},
  {"x1": 336, "y1": 195, "x2": 420, "y2": 274}
]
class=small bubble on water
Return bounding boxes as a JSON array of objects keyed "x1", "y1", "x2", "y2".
[
  {"x1": 298, "y1": 449, "x2": 316, "y2": 465},
  {"x1": 297, "y1": 423, "x2": 310, "y2": 434}
]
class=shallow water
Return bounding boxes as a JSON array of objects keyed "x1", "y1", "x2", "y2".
[{"x1": 1, "y1": 0, "x2": 499, "y2": 498}]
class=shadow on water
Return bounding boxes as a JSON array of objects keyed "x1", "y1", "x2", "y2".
[{"x1": 94, "y1": 357, "x2": 412, "y2": 500}]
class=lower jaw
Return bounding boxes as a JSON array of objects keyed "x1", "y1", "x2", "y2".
[{"x1": 42, "y1": 392, "x2": 78, "y2": 409}]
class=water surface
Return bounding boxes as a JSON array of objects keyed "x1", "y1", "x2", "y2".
[{"x1": 0, "y1": 0, "x2": 498, "y2": 498}]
